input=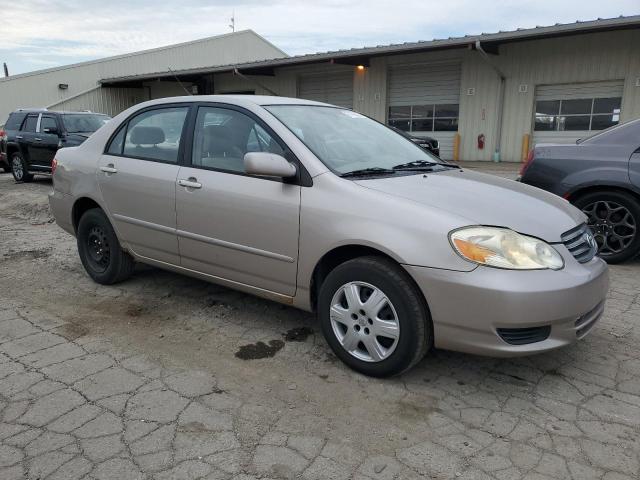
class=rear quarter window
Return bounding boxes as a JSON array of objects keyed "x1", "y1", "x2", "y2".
[{"x1": 5, "y1": 113, "x2": 27, "y2": 131}]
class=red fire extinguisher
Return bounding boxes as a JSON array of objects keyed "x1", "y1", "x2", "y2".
[{"x1": 477, "y1": 134, "x2": 485, "y2": 150}]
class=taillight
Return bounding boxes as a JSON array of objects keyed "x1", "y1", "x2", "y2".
[
  {"x1": 0, "y1": 129, "x2": 6, "y2": 141},
  {"x1": 51, "y1": 157, "x2": 58, "y2": 174},
  {"x1": 519, "y1": 149, "x2": 534, "y2": 177}
]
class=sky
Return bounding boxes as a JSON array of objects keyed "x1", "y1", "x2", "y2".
[{"x1": 1, "y1": 0, "x2": 638, "y2": 75}]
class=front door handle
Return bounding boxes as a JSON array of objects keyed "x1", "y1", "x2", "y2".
[
  {"x1": 178, "y1": 178, "x2": 202, "y2": 189},
  {"x1": 34, "y1": 138, "x2": 42, "y2": 142},
  {"x1": 100, "y1": 164, "x2": 117, "y2": 174},
  {"x1": 15, "y1": 135, "x2": 23, "y2": 139}
]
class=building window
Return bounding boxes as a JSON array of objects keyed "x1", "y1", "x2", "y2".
[
  {"x1": 388, "y1": 104, "x2": 459, "y2": 133},
  {"x1": 534, "y1": 97, "x2": 621, "y2": 132}
]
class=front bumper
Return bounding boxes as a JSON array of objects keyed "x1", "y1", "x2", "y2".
[{"x1": 404, "y1": 250, "x2": 609, "y2": 357}]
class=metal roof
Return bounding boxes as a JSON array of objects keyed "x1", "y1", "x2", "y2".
[
  {"x1": 101, "y1": 15, "x2": 640, "y2": 85},
  {"x1": 0, "y1": 30, "x2": 288, "y2": 84}
]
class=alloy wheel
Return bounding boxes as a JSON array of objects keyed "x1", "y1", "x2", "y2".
[
  {"x1": 12, "y1": 157, "x2": 23, "y2": 180},
  {"x1": 86, "y1": 226, "x2": 111, "y2": 273},
  {"x1": 582, "y1": 200, "x2": 636, "y2": 256},
  {"x1": 329, "y1": 281, "x2": 400, "y2": 362}
]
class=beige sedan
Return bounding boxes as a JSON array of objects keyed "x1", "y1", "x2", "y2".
[{"x1": 49, "y1": 96, "x2": 608, "y2": 377}]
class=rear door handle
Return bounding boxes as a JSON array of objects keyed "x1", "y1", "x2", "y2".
[
  {"x1": 35, "y1": 138, "x2": 42, "y2": 141},
  {"x1": 100, "y1": 164, "x2": 117, "y2": 174},
  {"x1": 178, "y1": 178, "x2": 202, "y2": 189},
  {"x1": 15, "y1": 135, "x2": 23, "y2": 139}
]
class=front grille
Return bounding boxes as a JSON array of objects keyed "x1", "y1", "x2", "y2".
[
  {"x1": 497, "y1": 326, "x2": 551, "y2": 345},
  {"x1": 561, "y1": 223, "x2": 597, "y2": 263}
]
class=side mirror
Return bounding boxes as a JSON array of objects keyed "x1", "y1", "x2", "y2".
[
  {"x1": 244, "y1": 152, "x2": 297, "y2": 178},
  {"x1": 44, "y1": 127, "x2": 59, "y2": 135}
]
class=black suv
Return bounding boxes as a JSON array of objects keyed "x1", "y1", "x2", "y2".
[
  {"x1": 390, "y1": 126, "x2": 440, "y2": 157},
  {"x1": 520, "y1": 118, "x2": 640, "y2": 263},
  {"x1": 2, "y1": 109, "x2": 111, "y2": 182}
]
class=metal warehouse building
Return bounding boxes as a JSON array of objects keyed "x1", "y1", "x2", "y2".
[{"x1": 1, "y1": 16, "x2": 639, "y2": 162}]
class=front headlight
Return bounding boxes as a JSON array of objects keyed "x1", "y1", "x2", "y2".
[{"x1": 449, "y1": 226, "x2": 564, "y2": 270}]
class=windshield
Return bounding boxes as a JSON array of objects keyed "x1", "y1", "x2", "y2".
[
  {"x1": 264, "y1": 105, "x2": 443, "y2": 174},
  {"x1": 61, "y1": 114, "x2": 111, "y2": 133}
]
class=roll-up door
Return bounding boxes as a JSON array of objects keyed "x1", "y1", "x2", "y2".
[
  {"x1": 532, "y1": 80, "x2": 624, "y2": 146},
  {"x1": 298, "y1": 71, "x2": 354, "y2": 109},
  {"x1": 387, "y1": 62, "x2": 461, "y2": 160}
]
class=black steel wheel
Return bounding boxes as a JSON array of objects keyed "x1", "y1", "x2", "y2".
[{"x1": 77, "y1": 208, "x2": 135, "y2": 284}]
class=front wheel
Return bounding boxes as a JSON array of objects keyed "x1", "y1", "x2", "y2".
[
  {"x1": 318, "y1": 256, "x2": 431, "y2": 377},
  {"x1": 11, "y1": 153, "x2": 33, "y2": 182},
  {"x1": 77, "y1": 208, "x2": 135, "y2": 284},
  {"x1": 573, "y1": 190, "x2": 640, "y2": 264}
]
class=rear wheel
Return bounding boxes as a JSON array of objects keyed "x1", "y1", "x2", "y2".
[
  {"x1": 11, "y1": 153, "x2": 33, "y2": 182},
  {"x1": 77, "y1": 208, "x2": 135, "y2": 284},
  {"x1": 318, "y1": 256, "x2": 431, "y2": 377},
  {"x1": 573, "y1": 190, "x2": 640, "y2": 263}
]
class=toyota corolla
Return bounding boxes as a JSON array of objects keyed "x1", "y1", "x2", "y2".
[{"x1": 49, "y1": 96, "x2": 609, "y2": 377}]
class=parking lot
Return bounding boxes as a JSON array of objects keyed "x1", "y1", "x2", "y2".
[{"x1": 0, "y1": 166, "x2": 639, "y2": 480}]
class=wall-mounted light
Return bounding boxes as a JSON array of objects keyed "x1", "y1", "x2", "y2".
[
  {"x1": 58, "y1": 83, "x2": 69, "y2": 90},
  {"x1": 356, "y1": 65, "x2": 365, "y2": 71}
]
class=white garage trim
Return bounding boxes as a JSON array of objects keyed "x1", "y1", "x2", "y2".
[
  {"x1": 298, "y1": 71, "x2": 354, "y2": 108},
  {"x1": 532, "y1": 80, "x2": 624, "y2": 146},
  {"x1": 387, "y1": 62, "x2": 462, "y2": 160}
]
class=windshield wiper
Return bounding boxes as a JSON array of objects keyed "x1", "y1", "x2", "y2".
[
  {"x1": 340, "y1": 167, "x2": 397, "y2": 178},
  {"x1": 392, "y1": 160, "x2": 460, "y2": 171}
]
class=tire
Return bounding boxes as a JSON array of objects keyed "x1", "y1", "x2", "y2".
[
  {"x1": 318, "y1": 256, "x2": 431, "y2": 377},
  {"x1": 573, "y1": 190, "x2": 640, "y2": 264},
  {"x1": 77, "y1": 208, "x2": 135, "y2": 284},
  {"x1": 11, "y1": 153, "x2": 33, "y2": 182}
]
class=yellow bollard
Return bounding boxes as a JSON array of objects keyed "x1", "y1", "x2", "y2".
[{"x1": 521, "y1": 134, "x2": 530, "y2": 163}]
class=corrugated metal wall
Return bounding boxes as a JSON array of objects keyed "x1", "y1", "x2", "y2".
[
  {"x1": 496, "y1": 29, "x2": 640, "y2": 162},
  {"x1": 0, "y1": 30, "x2": 285, "y2": 123},
  {"x1": 51, "y1": 87, "x2": 146, "y2": 117},
  {"x1": 210, "y1": 30, "x2": 639, "y2": 162},
  {"x1": 6, "y1": 27, "x2": 637, "y2": 163}
]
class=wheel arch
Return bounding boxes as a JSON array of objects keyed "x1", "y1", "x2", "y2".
[
  {"x1": 309, "y1": 244, "x2": 425, "y2": 313},
  {"x1": 567, "y1": 184, "x2": 640, "y2": 204},
  {"x1": 6, "y1": 143, "x2": 19, "y2": 159},
  {"x1": 72, "y1": 197, "x2": 103, "y2": 233}
]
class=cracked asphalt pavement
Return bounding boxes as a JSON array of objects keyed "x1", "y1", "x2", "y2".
[{"x1": 1, "y1": 166, "x2": 639, "y2": 480}]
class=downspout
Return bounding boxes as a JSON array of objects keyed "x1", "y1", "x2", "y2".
[{"x1": 475, "y1": 40, "x2": 506, "y2": 162}]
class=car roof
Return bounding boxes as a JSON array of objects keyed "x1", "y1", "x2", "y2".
[
  {"x1": 137, "y1": 95, "x2": 338, "y2": 109},
  {"x1": 11, "y1": 109, "x2": 108, "y2": 115}
]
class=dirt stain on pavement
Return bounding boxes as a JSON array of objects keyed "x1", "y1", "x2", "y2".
[
  {"x1": 235, "y1": 340, "x2": 285, "y2": 360},
  {"x1": 284, "y1": 326, "x2": 314, "y2": 342},
  {"x1": 54, "y1": 322, "x2": 89, "y2": 341},
  {"x1": 3, "y1": 248, "x2": 51, "y2": 260}
]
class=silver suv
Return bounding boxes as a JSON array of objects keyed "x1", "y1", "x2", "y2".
[{"x1": 49, "y1": 96, "x2": 609, "y2": 377}]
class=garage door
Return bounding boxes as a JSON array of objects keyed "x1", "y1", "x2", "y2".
[
  {"x1": 532, "y1": 80, "x2": 624, "y2": 146},
  {"x1": 387, "y1": 62, "x2": 461, "y2": 160},
  {"x1": 298, "y1": 71, "x2": 353, "y2": 108}
]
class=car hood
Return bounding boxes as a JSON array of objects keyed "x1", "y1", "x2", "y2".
[{"x1": 354, "y1": 168, "x2": 586, "y2": 242}]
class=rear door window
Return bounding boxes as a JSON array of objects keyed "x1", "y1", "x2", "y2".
[
  {"x1": 122, "y1": 107, "x2": 189, "y2": 163},
  {"x1": 40, "y1": 116, "x2": 58, "y2": 134},
  {"x1": 22, "y1": 115, "x2": 38, "y2": 133}
]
